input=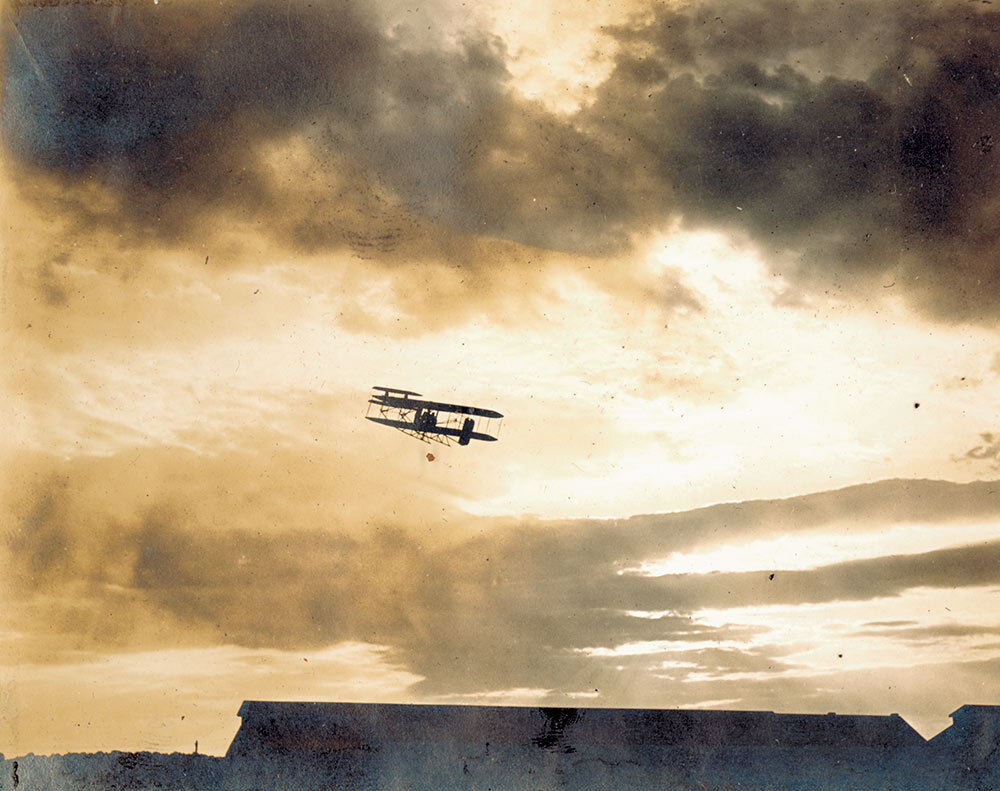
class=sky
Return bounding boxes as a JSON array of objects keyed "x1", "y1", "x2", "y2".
[{"x1": 2, "y1": 0, "x2": 1000, "y2": 757}]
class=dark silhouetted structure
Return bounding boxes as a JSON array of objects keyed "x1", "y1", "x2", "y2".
[
  {"x1": 929, "y1": 704, "x2": 1000, "y2": 768},
  {"x1": 4, "y1": 702, "x2": 996, "y2": 789},
  {"x1": 226, "y1": 701, "x2": 924, "y2": 758}
]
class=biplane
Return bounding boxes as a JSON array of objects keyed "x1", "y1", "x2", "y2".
[{"x1": 366, "y1": 387, "x2": 503, "y2": 446}]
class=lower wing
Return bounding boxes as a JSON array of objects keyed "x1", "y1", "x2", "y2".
[{"x1": 366, "y1": 416, "x2": 498, "y2": 442}]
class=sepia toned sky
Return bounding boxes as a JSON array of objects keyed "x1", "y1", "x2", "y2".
[{"x1": 3, "y1": 0, "x2": 1000, "y2": 756}]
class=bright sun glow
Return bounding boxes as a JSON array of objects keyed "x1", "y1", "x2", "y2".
[{"x1": 628, "y1": 522, "x2": 1000, "y2": 576}]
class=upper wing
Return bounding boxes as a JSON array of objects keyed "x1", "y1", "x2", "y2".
[
  {"x1": 369, "y1": 394, "x2": 503, "y2": 419},
  {"x1": 372, "y1": 386, "x2": 423, "y2": 397}
]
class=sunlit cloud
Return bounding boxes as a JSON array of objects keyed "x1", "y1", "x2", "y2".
[
  {"x1": 629, "y1": 523, "x2": 1000, "y2": 576},
  {"x1": 578, "y1": 639, "x2": 745, "y2": 658},
  {"x1": 695, "y1": 586, "x2": 1000, "y2": 674}
]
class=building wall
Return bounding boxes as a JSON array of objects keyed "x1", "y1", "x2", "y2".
[
  {"x1": 226, "y1": 702, "x2": 925, "y2": 758},
  {"x1": 929, "y1": 705, "x2": 1000, "y2": 768}
]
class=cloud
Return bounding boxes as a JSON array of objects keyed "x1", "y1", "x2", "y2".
[
  {"x1": 589, "y1": 0, "x2": 1000, "y2": 321},
  {"x1": 6, "y1": 454, "x2": 1000, "y2": 697},
  {"x1": 853, "y1": 623, "x2": 1000, "y2": 642},
  {"x1": 1, "y1": 0, "x2": 615, "y2": 335},
  {"x1": 656, "y1": 645, "x2": 804, "y2": 680},
  {"x1": 616, "y1": 541, "x2": 1000, "y2": 613},
  {"x1": 3, "y1": 1, "x2": 532, "y2": 240},
  {"x1": 2, "y1": 1, "x2": 517, "y2": 266},
  {"x1": 954, "y1": 432, "x2": 1000, "y2": 469},
  {"x1": 7, "y1": 0, "x2": 1000, "y2": 322},
  {"x1": 861, "y1": 620, "x2": 920, "y2": 628}
]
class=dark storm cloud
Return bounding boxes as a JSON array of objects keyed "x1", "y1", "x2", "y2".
[
  {"x1": 7, "y1": 456, "x2": 1000, "y2": 695},
  {"x1": 6, "y1": 1, "x2": 1000, "y2": 321},
  {"x1": 2, "y1": 0, "x2": 509, "y2": 259},
  {"x1": 589, "y1": 0, "x2": 1000, "y2": 321}
]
